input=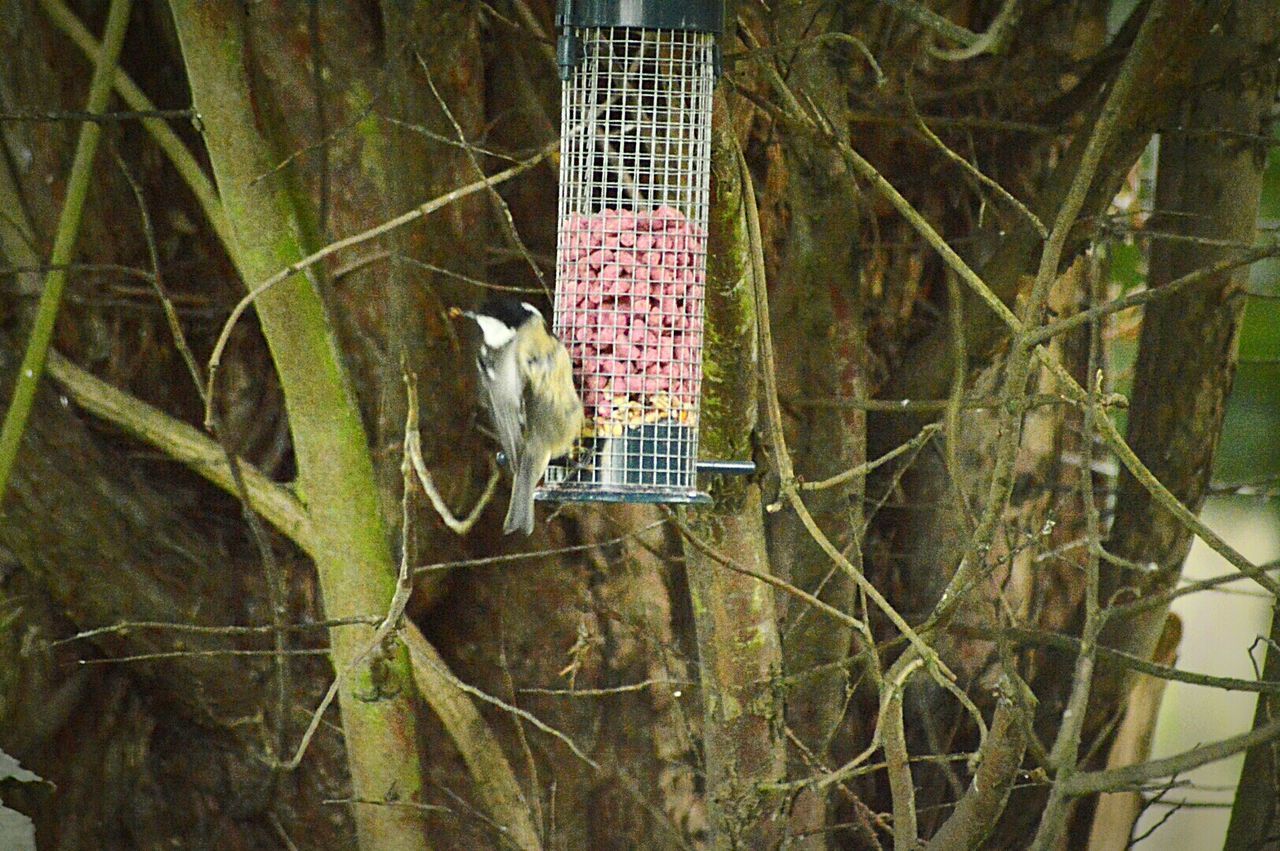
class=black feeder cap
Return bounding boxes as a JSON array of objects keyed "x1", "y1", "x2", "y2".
[
  {"x1": 556, "y1": 0, "x2": 724, "y2": 34},
  {"x1": 555, "y1": 0, "x2": 724, "y2": 78}
]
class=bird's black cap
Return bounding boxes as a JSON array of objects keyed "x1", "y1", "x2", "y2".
[{"x1": 476, "y1": 296, "x2": 543, "y2": 329}]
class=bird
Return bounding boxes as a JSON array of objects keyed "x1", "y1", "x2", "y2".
[{"x1": 455, "y1": 297, "x2": 583, "y2": 535}]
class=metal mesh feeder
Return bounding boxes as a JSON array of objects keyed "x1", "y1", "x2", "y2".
[{"x1": 539, "y1": 0, "x2": 723, "y2": 505}]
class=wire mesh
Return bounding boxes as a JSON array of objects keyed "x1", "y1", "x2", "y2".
[{"x1": 540, "y1": 26, "x2": 715, "y2": 503}]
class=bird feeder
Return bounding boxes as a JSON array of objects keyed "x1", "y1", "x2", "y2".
[{"x1": 539, "y1": 0, "x2": 724, "y2": 505}]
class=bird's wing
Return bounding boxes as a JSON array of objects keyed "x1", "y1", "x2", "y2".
[{"x1": 480, "y1": 344, "x2": 526, "y2": 467}]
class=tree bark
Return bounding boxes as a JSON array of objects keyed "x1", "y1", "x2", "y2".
[
  {"x1": 1101, "y1": 0, "x2": 1279, "y2": 676},
  {"x1": 170, "y1": 4, "x2": 428, "y2": 848},
  {"x1": 746, "y1": 4, "x2": 870, "y2": 843},
  {"x1": 1098, "y1": 1, "x2": 1280, "y2": 844},
  {"x1": 678, "y1": 108, "x2": 787, "y2": 850}
]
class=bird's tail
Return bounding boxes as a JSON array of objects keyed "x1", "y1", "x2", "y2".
[{"x1": 503, "y1": 449, "x2": 546, "y2": 535}]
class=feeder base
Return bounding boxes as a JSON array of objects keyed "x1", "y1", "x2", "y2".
[
  {"x1": 540, "y1": 421, "x2": 709, "y2": 504},
  {"x1": 535, "y1": 487, "x2": 711, "y2": 505}
]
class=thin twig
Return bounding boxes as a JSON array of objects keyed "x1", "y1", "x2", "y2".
[
  {"x1": 322, "y1": 797, "x2": 451, "y2": 814},
  {"x1": 905, "y1": 82, "x2": 1045, "y2": 237},
  {"x1": 1061, "y1": 714, "x2": 1280, "y2": 796},
  {"x1": 1126, "y1": 785, "x2": 1184, "y2": 847},
  {"x1": 1028, "y1": 243, "x2": 1280, "y2": 346},
  {"x1": 790, "y1": 396, "x2": 980, "y2": 412},
  {"x1": 1038, "y1": 350, "x2": 1280, "y2": 596},
  {"x1": 390, "y1": 252, "x2": 540, "y2": 294},
  {"x1": 0, "y1": 108, "x2": 196, "y2": 122},
  {"x1": 76, "y1": 647, "x2": 329, "y2": 664},
  {"x1": 50, "y1": 615, "x2": 379, "y2": 647},
  {"x1": 797, "y1": 423, "x2": 941, "y2": 493},
  {"x1": 413, "y1": 641, "x2": 600, "y2": 771},
  {"x1": 39, "y1": 0, "x2": 231, "y2": 247},
  {"x1": 951, "y1": 623, "x2": 1280, "y2": 694},
  {"x1": 249, "y1": 102, "x2": 375, "y2": 190},
  {"x1": 114, "y1": 144, "x2": 293, "y2": 758},
  {"x1": 268, "y1": 812, "x2": 302, "y2": 851},
  {"x1": 1031, "y1": 287, "x2": 1107, "y2": 848},
  {"x1": 519, "y1": 678, "x2": 693, "y2": 697},
  {"x1": 0, "y1": 0, "x2": 132, "y2": 500},
  {"x1": 0, "y1": 261, "x2": 155, "y2": 284},
  {"x1": 110, "y1": 147, "x2": 204, "y2": 394},
  {"x1": 378, "y1": 115, "x2": 529, "y2": 163},
  {"x1": 669, "y1": 513, "x2": 865, "y2": 633},
  {"x1": 418, "y1": 55, "x2": 550, "y2": 297},
  {"x1": 203, "y1": 140, "x2": 558, "y2": 427},
  {"x1": 495, "y1": 590, "x2": 546, "y2": 836},
  {"x1": 413, "y1": 520, "x2": 666, "y2": 574},
  {"x1": 1108, "y1": 559, "x2": 1280, "y2": 619},
  {"x1": 405, "y1": 372, "x2": 500, "y2": 534},
  {"x1": 426, "y1": 777, "x2": 529, "y2": 851}
]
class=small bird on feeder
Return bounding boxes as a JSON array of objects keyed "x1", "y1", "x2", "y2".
[{"x1": 452, "y1": 298, "x2": 583, "y2": 535}]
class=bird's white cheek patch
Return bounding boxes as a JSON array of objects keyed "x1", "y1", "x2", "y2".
[{"x1": 475, "y1": 315, "x2": 516, "y2": 348}]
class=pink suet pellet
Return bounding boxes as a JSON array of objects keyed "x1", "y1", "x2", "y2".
[{"x1": 554, "y1": 206, "x2": 707, "y2": 430}]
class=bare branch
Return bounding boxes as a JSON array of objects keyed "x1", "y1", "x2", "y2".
[
  {"x1": 410, "y1": 632, "x2": 599, "y2": 772},
  {"x1": 952, "y1": 623, "x2": 1280, "y2": 695},
  {"x1": 798, "y1": 423, "x2": 941, "y2": 493},
  {"x1": 735, "y1": 128, "x2": 951, "y2": 684},
  {"x1": 50, "y1": 616, "x2": 379, "y2": 646},
  {"x1": 873, "y1": 0, "x2": 981, "y2": 48},
  {"x1": 929, "y1": 0, "x2": 1022, "y2": 61},
  {"x1": 0, "y1": 0, "x2": 132, "y2": 500},
  {"x1": 0, "y1": 108, "x2": 196, "y2": 123},
  {"x1": 46, "y1": 352, "x2": 313, "y2": 550},
  {"x1": 1028, "y1": 243, "x2": 1280, "y2": 346},
  {"x1": 38, "y1": 0, "x2": 231, "y2": 247},
  {"x1": 927, "y1": 692, "x2": 1030, "y2": 850},
  {"x1": 883, "y1": 661, "x2": 919, "y2": 849},
  {"x1": 519, "y1": 678, "x2": 693, "y2": 698},
  {"x1": 1040, "y1": 351, "x2": 1280, "y2": 596},
  {"x1": 904, "y1": 83, "x2": 1045, "y2": 237},
  {"x1": 669, "y1": 513, "x2": 865, "y2": 633},
  {"x1": 1061, "y1": 715, "x2": 1280, "y2": 797},
  {"x1": 1031, "y1": 293, "x2": 1108, "y2": 849},
  {"x1": 418, "y1": 55, "x2": 551, "y2": 298},
  {"x1": 405, "y1": 371, "x2": 500, "y2": 534},
  {"x1": 203, "y1": 140, "x2": 558, "y2": 428}
]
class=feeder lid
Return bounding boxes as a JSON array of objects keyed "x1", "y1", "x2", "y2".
[{"x1": 556, "y1": 0, "x2": 723, "y2": 34}]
